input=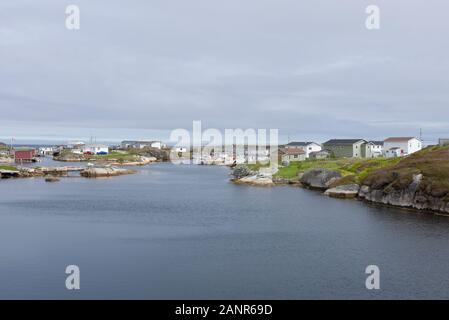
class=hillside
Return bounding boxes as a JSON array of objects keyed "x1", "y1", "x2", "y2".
[
  {"x1": 274, "y1": 156, "x2": 402, "y2": 185},
  {"x1": 358, "y1": 146, "x2": 449, "y2": 213}
]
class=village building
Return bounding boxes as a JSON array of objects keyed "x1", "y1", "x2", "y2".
[
  {"x1": 368, "y1": 141, "x2": 384, "y2": 157},
  {"x1": 279, "y1": 148, "x2": 306, "y2": 165},
  {"x1": 385, "y1": 147, "x2": 402, "y2": 158},
  {"x1": 322, "y1": 139, "x2": 367, "y2": 158},
  {"x1": 82, "y1": 144, "x2": 109, "y2": 155},
  {"x1": 121, "y1": 140, "x2": 164, "y2": 149},
  {"x1": 309, "y1": 149, "x2": 331, "y2": 160},
  {"x1": 383, "y1": 137, "x2": 422, "y2": 157},
  {"x1": 284, "y1": 142, "x2": 322, "y2": 158},
  {"x1": 439, "y1": 138, "x2": 449, "y2": 146},
  {"x1": 38, "y1": 146, "x2": 55, "y2": 156},
  {"x1": 66, "y1": 141, "x2": 85, "y2": 149},
  {"x1": 359, "y1": 141, "x2": 384, "y2": 158},
  {"x1": 13, "y1": 148, "x2": 37, "y2": 163}
]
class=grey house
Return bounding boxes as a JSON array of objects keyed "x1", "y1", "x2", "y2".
[{"x1": 322, "y1": 139, "x2": 367, "y2": 158}]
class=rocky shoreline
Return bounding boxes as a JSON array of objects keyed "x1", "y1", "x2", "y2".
[
  {"x1": 53, "y1": 154, "x2": 157, "y2": 166},
  {"x1": 231, "y1": 158, "x2": 449, "y2": 215},
  {"x1": 0, "y1": 165, "x2": 136, "y2": 180}
]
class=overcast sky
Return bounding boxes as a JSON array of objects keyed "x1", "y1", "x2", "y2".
[{"x1": 0, "y1": 0, "x2": 448, "y2": 144}]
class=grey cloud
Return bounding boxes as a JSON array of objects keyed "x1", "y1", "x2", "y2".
[{"x1": 0, "y1": 0, "x2": 448, "y2": 144}]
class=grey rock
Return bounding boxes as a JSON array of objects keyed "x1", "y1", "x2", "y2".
[
  {"x1": 300, "y1": 168, "x2": 342, "y2": 190},
  {"x1": 360, "y1": 173, "x2": 449, "y2": 213},
  {"x1": 231, "y1": 165, "x2": 256, "y2": 180},
  {"x1": 325, "y1": 184, "x2": 360, "y2": 198}
]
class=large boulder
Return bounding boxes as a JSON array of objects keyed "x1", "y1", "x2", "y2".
[
  {"x1": 324, "y1": 184, "x2": 360, "y2": 198},
  {"x1": 300, "y1": 168, "x2": 342, "y2": 190},
  {"x1": 81, "y1": 167, "x2": 136, "y2": 178},
  {"x1": 231, "y1": 165, "x2": 256, "y2": 180},
  {"x1": 235, "y1": 174, "x2": 274, "y2": 187}
]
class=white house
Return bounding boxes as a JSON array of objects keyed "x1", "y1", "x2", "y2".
[
  {"x1": 82, "y1": 144, "x2": 109, "y2": 155},
  {"x1": 67, "y1": 141, "x2": 85, "y2": 149},
  {"x1": 385, "y1": 147, "x2": 402, "y2": 158},
  {"x1": 383, "y1": 137, "x2": 422, "y2": 157},
  {"x1": 284, "y1": 142, "x2": 322, "y2": 158},
  {"x1": 368, "y1": 141, "x2": 384, "y2": 157},
  {"x1": 121, "y1": 140, "x2": 164, "y2": 149},
  {"x1": 38, "y1": 147, "x2": 54, "y2": 156}
]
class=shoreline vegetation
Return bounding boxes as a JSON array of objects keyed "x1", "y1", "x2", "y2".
[
  {"x1": 232, "y1": 145, "x2": 449, "y2": 215},
  {"x1": 0, "y1": 165, "x2": 136, "y2": 179},
  {"x1": 0, "y1": 147, "x2": 170, "y2": 180}
]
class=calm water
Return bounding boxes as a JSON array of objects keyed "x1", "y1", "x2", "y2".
[{"x1": 1, "y1": 162, "x2": 449, "y2": 299}]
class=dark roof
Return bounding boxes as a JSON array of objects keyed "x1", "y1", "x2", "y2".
[
  {"x1": 323, "y1": 139, "x2": 365, "y2": 145},
  {"x1": 285, "y1": 141, "x2": 317, "y2": 147},
  {"x1": 369, "y1": 141, "x2": 384, "y2": 146},
  {"x1": 310, "y1": 150, "x2": 330, "y2": 155}
]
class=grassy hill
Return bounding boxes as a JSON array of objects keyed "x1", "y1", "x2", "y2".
[
  {"x1": 274, "y1": 156, "x2": 402, "y2": 184},
  {"x1": 362, "y1": 145, "x2": 449, "y2": 197}
]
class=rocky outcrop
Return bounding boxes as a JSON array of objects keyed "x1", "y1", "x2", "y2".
[
  {"x1": 359, "y1": 173, "x2": 449, "y2": 213},
  {"x1": 231, "y1": 165, "x2": 256, "y2": 180},
  {"x1": 107, "y1": 156, "x2": 157, "y2": 166},
  {"x1": 53, "y1": 153, "x2": 87, "y2": 162},
  {"x1": 300, "y1": 168, "x2": 342, "y2": 190},
  {"x1": 230, "y1": 165, "x2": 274, "y2": 186},
  {"x1": 234, "y1": 174, "x2": 274, "y2": 186},
  {"x1": 324, "y1": 184, "x2": 360, "y2": 198},
  {"x1": 273, "y1": 177, "x2": 301, "y2": 185},
  {"x1": 136, "y1": 147, "x2": 170, "y2": 161},
  {"x1": 0, "y1": 169, "x2": 20, "y2": 178},
  {"x1": 80, "y1": 167, "x2": 136, "y2": 178},
  {"x1": 17, "y1": 166, "x2": 83, "y2": 177}
]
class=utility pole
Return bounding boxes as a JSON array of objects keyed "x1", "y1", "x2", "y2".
[{"x1": 419, "y1": 128, "x2": 422, "y2": 142}]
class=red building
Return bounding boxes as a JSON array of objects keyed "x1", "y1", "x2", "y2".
[{"x1": 13, "y1": 148, "x2": 37, "y2": 163}]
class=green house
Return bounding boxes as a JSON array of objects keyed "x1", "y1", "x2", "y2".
[{"x1": 322, "y1": 139, "x2": 367, "y2": 158}]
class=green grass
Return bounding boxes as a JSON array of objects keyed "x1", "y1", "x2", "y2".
[
  {"x1": 274, "y1": 157, "x2": 402, "y2": 183},
  {"x1": 91, "y1": 151, "x2": 136, "y2": 160},
  {"x1": 247, "y1": 161, "x2": 270, "y2": 171},
  {"x1": 0, "y1": 165, "x2": 18, "y2": 171},
  {"x1": 90, "y1": 151, "x2": 141, "y2": 164}
]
